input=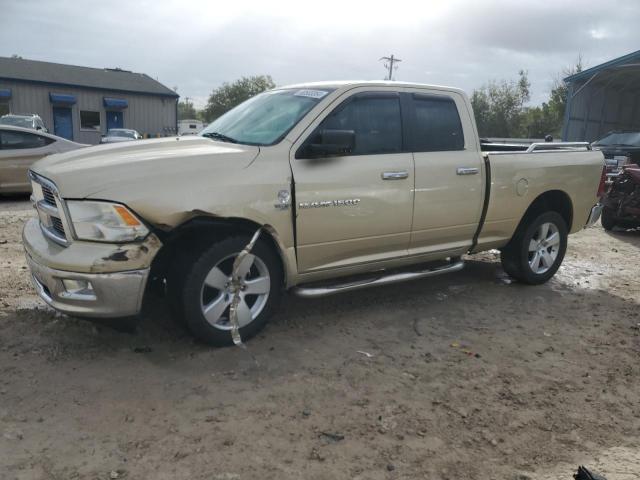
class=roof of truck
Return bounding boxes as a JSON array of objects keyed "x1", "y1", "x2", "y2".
[{"x1": 279, "y1": 80, "x2": 466, "y2": 95}]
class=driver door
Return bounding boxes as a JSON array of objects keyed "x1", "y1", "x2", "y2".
[{"x1": 290, "y1": 90, "x2": 414, "y2": 273}]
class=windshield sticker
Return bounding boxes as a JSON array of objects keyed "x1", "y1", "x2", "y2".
[{"x1": 294, "y1": 89, "x2": 329, "y2": 99}]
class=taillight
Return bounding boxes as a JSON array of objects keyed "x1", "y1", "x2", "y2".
[{"x1": 597, "y1": 165, "x2": 607, "y2": 197}]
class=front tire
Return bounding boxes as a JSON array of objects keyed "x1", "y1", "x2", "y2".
[
  {"x1": 500, "y1": 211, "x2": 568, "y2": 285},
  {"x1": 172, "y1": 235, "x2": 282, "y2": 346}
]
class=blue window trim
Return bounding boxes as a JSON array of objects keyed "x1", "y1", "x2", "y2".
[
  {"x1": 0, "y1": 88, "x2": 11, "y2": 99},
  {"x1": 103, "y1": 97, "x2": 128, "y2": 109},
  {"x1": 49, "y1": 93, "x2": 76, "y2": 105}
]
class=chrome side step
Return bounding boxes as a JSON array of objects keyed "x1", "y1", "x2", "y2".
[{"x1": 292, "y1": 259, "x2": 465, "y2": 298}]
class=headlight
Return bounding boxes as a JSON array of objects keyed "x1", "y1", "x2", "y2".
[{"x1": 66, "y1": 200, "x2": 149, "y2": 242}]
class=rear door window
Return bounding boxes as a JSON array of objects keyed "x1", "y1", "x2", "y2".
[
  {"x1": 411, "y1": 94, "x2": 464, "y2": 152},
  {"x1": 318, "y1": 94, "x2": 403, "y2": 155},
  {"x1": 0, "y1": 130, "x2": 53, "y2": 150}
]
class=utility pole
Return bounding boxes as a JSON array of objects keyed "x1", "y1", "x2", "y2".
[{"x1": 380, "y1": 54, "x2": 402, "y2": 80}]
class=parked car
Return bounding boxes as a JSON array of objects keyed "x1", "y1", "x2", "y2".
[
  {"x1": 592, "y1": 130, "x2": 640, "y2": 177},
  {"x1": 100, "y1": 128, "x2": 142, "y2": 143},
  {"x1": 23, "y1": 81, "x2": 605, "y2": 346},
  {"x1": 0, "y1": 113, "x2": 48, "y2": 133},
  {"x1": 0, "y1": 125, "x2": 86, "y2": 194}
]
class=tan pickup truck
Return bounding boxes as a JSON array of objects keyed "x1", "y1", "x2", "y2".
[{"x1": 23, "y1": 81, "x2": 606, "y2": 345}]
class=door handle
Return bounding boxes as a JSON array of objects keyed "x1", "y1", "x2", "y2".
[
  {"x1": 382, "y1": 171, "x2": 409, "y2": 180},
  {"x1": 456, "y1": 167, "x2": 479, "y2": 175}
]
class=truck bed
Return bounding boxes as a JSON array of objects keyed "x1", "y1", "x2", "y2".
[{"x1": 473, "y1": 145, "x2": 605, "y2": 252}]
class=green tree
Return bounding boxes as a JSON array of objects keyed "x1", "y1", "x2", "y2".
[
  {"x1": 203, "y1": 75, "x2": 275, "y2": 122},
  {"x1": 471, "y1": 70, "x2": 531, "y2": 138},
  {"x1": 178, "y1": 98, "x2": 197, "y2": 120}
]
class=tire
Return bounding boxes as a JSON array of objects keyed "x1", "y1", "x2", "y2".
[
  {"x1": 600, "y1": 206, "x2": 617, "y2": 231},
  {"x1": 171, "y1": 235, "x2": 282, "y2": 346},
  {"x1": 500, "y1": 211, "x2": 568, "y2": 285}
]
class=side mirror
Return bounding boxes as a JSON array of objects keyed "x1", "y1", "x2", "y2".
[
  {"x1": 36, "y1": 126, "x2": 42, "y2": 130},
  {"x1": 305, "y1": 129, "x2": 355, "y2": 157}
]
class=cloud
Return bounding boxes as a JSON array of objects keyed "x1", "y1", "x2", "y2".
[{"x1": 2, "y1": 0, "x2": 640, "y2": 107}]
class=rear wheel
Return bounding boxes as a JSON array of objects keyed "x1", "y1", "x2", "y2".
[
  {"x1": 600, "y1": 206, "x2": 617, "y2": 231},
  {"x1": 170, "y1": 235, "x2": 282, "y2": 346},
  {"x1": 500, "y1": 211, "x2": 568, "y2": 285}
]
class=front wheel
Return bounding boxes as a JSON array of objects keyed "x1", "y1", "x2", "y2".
[
  {"x1": 172, "y1": 235, "x2": 282, "y2": 346},
  {"x1": 500, "y1": 211, "x2": 568, "y2": 285}
]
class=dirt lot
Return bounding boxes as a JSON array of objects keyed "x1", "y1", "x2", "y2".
[{"x1": 1, "y1": 197, "x2": 639, "y2": 480}]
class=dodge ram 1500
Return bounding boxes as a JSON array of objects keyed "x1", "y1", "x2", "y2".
[{"x1": 23, "y1": 81, "x2": 606, "y2": 345}]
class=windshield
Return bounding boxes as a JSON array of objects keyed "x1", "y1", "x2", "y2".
[
  {"x1": 108, "y1": 129, "x2": 135, "y2": 138},
  {"x1": 593, "y1": 131, "x2": 640, "y2": 147},
  {"x1": 0, "y1": 116, "x2": 32, "y2": 128},
  {"x1": 200, "y1": 88, "x2": 333, "y2": 146}
]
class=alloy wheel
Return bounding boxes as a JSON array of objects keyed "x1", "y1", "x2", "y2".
[
  {"x1": 199, "y1": 253, "x2": 271, "y2": 330},
  {"x1": 527, "y1": 222, "x2": 560, "y2": 274}
]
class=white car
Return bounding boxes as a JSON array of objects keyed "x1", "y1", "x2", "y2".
[
  {"x1": 0, "y1": 114, "x2": 48, "y2": 133},
  {"x1": 0, "y1": 125, "x2": 87, "y2": 194},
  {"x1": 100, "y1": 128, "x2": 142, "y2": 144}
]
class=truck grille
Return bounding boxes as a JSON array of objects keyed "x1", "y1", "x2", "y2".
[
  {"x1": 29, "y1": 172, "x2": 71, "y2": 246},
  {"x1": 41, "y1": 185, "x2": 57, "y2": 206},
  {"x1": 50, "y1": 216, "x2": 66, "y2": 238}
]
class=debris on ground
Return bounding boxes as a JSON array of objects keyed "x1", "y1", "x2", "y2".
[
  {"x1": 356, "y1": 350, "x2": 373, "y2": 358},
  {"x1": 574, "y1": 465, "x2": 607, "y2": 480},
  {"x1": 319, "y1": 431, "x2": 345, "y2": 443},
  {"x1": 450, "y1": 342, "x2": 481, "y2": 358},
  {"x1": 133, "y1": 346, "x2": 152, "y2": 353}
]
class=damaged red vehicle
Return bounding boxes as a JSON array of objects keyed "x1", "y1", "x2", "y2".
[{"x1": 601, "y1": 164, "x2": 640, "y2": 230}]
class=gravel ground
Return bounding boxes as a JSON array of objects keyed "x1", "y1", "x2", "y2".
[{"x1": 1, "y1": 197, "x2": 639, "y2": 480}]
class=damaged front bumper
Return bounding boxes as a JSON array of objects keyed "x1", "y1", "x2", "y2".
[{"x1": 22, "y1": 218, "x2": 160, "y2": 318}]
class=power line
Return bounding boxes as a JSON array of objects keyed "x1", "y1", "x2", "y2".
[{"x1": 380, "y1": 54, "x2": 402, "y2": 80}]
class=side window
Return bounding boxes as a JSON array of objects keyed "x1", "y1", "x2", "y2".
[
  {"x1": 318, "y1": 95, "x2": 403, "y2": 155},
  {"x1": 411, "y1": 94, "x2": 464, "y2": 152},
  {"x1": 80, "y1": 111, "x2": 101, "y2": 131},
  {"x1": 0, "y1": 130, "x2": 53, "y2": 150}
]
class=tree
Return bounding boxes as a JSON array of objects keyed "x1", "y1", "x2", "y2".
[
  {"x1": 178, "y1": 98, "x2": 197, "y2": 120},
  {"x1": 522, "y1": 57, "x2": 583, "y2": 139},
  {"x1": 471, "y1": 70, "x2": 531, "y2": 138},
  {"x1": 471, "y1": 59, "x2": 583, "y2": 139},
  {"x1": 203, "y1": 75, "x2": 275, "y2": 122}
]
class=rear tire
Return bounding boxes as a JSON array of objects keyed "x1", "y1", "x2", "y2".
[
  {"x1": 500, "y1": 211, "x2": 568, "y2": 285},
  {"x1": 600, "y1": 207, "x2": 617, "y2": 231},
  {"x1": 170, "y1": 235, "x2": 282, "y2": 346}
]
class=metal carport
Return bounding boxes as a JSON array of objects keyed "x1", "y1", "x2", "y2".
[{"x1": 563, "y1": 49, "x2": 640, "y2": 142}]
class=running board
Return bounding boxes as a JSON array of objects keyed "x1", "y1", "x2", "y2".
[{"x1": 292, "y1": 259, "x2": 465, "y2": 298}]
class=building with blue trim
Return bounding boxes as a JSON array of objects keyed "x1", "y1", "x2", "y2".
[
  {"x1": 0, "y1": 56, "x2": 179, "y2": 144},
  {"x1": 562, "y1": 49, "x2": 640, "y2": 141}
]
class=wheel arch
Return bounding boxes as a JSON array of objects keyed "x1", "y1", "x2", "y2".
[
  {"x1": 508, "y1": 190, "x2": 574, "y2": 245},
  {"x1": 149, "y1": 215, "x2": 289, "y2": 287}
]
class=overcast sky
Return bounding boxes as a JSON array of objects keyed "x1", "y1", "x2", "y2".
[{"x1": 3, "y1": 0, "x2": 640, "y2": 108}]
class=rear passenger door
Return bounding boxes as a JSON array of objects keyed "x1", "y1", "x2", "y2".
[
  {"x1": 291, "y1": 90, "x2": 414, "y2": 273},
  {"x1": 408, "y1": 91, "x2": 484, "y2": 255}
]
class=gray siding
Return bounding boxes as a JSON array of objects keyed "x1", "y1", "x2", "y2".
[{"x1": 0, "y1": 80, "x2": 177, "y2": 144}]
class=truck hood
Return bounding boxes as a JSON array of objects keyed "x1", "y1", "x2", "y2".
[{"x1": 31, "y1": 136, "x2": 260, "y2": 198}]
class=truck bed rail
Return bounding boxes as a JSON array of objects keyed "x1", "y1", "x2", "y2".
[
  {"x1": 525, "y1": 142, "x2": 591, "y2": 153},
  {"x1": 484, "y1": 141, "x2": 592, "y2": 154}
]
